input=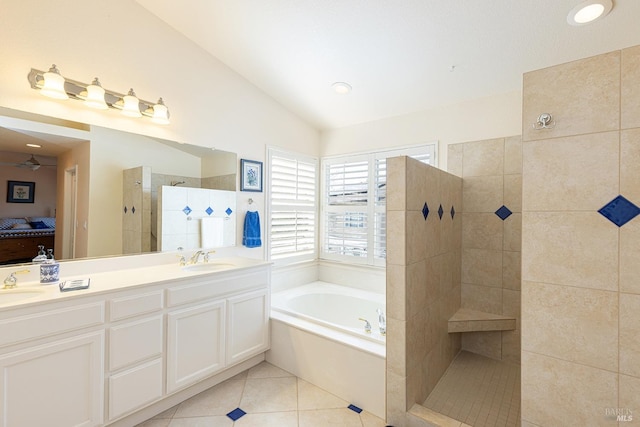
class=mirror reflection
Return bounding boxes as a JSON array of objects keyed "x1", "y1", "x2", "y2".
[{"x1": 0, "y1": 110, "x2": 237, "y2": 265}]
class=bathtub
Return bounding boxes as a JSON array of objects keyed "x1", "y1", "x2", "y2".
[{"x1": 267, "y1": 281, "x2": 386, "y2": 419}]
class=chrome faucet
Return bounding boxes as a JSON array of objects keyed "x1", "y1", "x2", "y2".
[
  {"x1": 189, "y1": 250, "x2": 204, "y2": 264},
  {"x1": 3, "y1": 269, "x2": 30, "y2": 289},
  {"x1": 376, "y1": 308, "x2": 386, "y2": 336},
  {"x1": 203, "y1": 250, "x2": 216, "y2": 263},
  {"x1": 358, "y1": 318, "x2": 372, "y2": 334}
]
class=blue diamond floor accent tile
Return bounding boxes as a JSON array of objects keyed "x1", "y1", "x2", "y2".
[
  {"x1": 226, "y1": 207, "x2": 233, "y2": 216},
  {"x1": 438, "y1": 204, "x2": 444, "y2": 220},
  {"x1": 495, "y1": 205, "x2": 513, "y2": 221},
  {"x1": 422, "y1": 202, "x2": 429, "y2": 220},
  {"x1": 348, "y1": 404, "x2": 363, "y2": 414},
  {"x1": 183, "y1": 206, "x2": 192, "y2": 215},
  {"x1": 450, "y1": 206, "x2": 456, "y2": 219},
  {"x1": 598, "y1": 195, "x2": 640, "y2": 227},
  {"x1": 205, "y1": 206, "x2": 214, "y2": 215},
  {"x1": 226, "y1": 408, "x2": 246, "y2": 421}
]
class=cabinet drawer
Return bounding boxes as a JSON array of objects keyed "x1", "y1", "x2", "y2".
[
  {"x1": 109, "y1": 358, "x2": 163, "y2": 420},
  {"x1": 167, "y1": 271, "x2": 266, "y2": 307},
  {"x1": 110, "y1": 290, "x2": 163, "y2": 321},
  {"x1": 0, "y1": 302, "x2": 104, "y2": 348},
  {"x1": 109, "y1": 316, "x2": 163, "y2": 371}
]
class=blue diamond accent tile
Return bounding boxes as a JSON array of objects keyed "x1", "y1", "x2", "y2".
[
  {"x1": 131, "y1": 206, "x2": 136, "y2": 214},
  {"x1": 438, "y1": 204, "x2": 444, "y2": 220},
  {"x1": 183, "y1": 206, "x2": 192, "y2": 215},
  {"x1": 226, "y1": 207, "x2": 233, "y2": 216},
  {"x1": 495, "y1": 205, "x2": 513, "y2": 221},
  {"x1": 205, "y1": 207, "x2": 214, "y2": 216},
  {"x1": 450, "y1": 206, "x2": 456, "y2": 219},
  {"x1": 226, "y1": 408, "x2": 246, "y2": 421},
  {"x1": 123, "y1": 206, "x2": 127, "y2": 214},
  {"x1": 422, "y1": 202, "x2": 429, "y2": 220},
  {"x1": 348, "y1": 404, "x2": 363, "y2": 414},
  {"x1": 598, "y1": 195, "x2": 640, "y2": 227}
]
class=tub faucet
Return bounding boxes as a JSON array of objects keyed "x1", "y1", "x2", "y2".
[
  {"x1": 376, "y1": 308, "x2": 386, "y2": 336},
  {"x1": 358, "y1": 318, "x2": 372, "y2": 334}
]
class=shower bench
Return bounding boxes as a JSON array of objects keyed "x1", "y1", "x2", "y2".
[{"x1": 447, "y1": 307, "x2": 516, "y2": 333}]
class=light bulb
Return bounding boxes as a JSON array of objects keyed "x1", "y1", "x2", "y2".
[
  {"x1": 84, "y1": 78, "x2": 108, "y2": 110},
  {"x1": 151, "y1": 98, "x2": 170, "y2": 124},
  {"x1": 121, "y1": 88, "x2": 142, "y2": 118},
  {"x1": 40, "y1": 64, "x2": 68, "y2": 100}
]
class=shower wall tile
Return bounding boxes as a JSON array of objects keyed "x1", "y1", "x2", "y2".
[
  {"x1": 620, "y1": 219, "x2": 640, "y2": 295},
  {"x1": 521, "y1": 351, "x2": 618, "y2": 427},
  {"x1": 387, "y1": 318, "x2": 407, "y2": 377},
  {"x1": 522, "y1": 132, "x2": 620, "y2": 211},
  {"x1": 462, "y1": 213, "x2": 503, "y2": 250},
  {"x1": 621, "y1": 128, "x2": 640, "y2": 202},
  {"x1": 462, "y1": 176, "x2": 503, "y2": 213},
  {"x1": 406, "y1": 261, "x2": 428, "y2": 319},
  {"x1": 387, "y1": 264, "x2": 406, "y2": 321},
  {"x1": 502, "y1": 251, "x2": 521, "y2": 291},
  {"x1": 621, "y1": 45, "x2": 640, "y2": 129},
  {"x1": 619, "y1": 293, "x2": 640, "y2": 378},
  {"x1": 504, "y1": 136, "x2": 522, "y2": 175},
  {"x1": 447, "y1": 143, "x2": 463, "y2": 177},
  {"x1": 502, "y1": 289, "x2": 521, "y2": 325},
  {"x1": 386, "y1": 156, "x2": 406, "y2": 211},
  {"x1": 461, "y1": 283, "x2": 502, "y2": 313},
  {"x1": 462, "y1": 138, "x2": 504, "y2": 177},
  {"x1": 386, "y1": 210, "x2": 406, "y2": 266},
  {"x1": 522, "y1": 50, "x2": 620, "y2": 142},
  {"x1": 386, "y1": 370, "x2": 408, "y2": 420},
  {"x1": 502, "y1": 213, "x2": 522, "y2": 253},
  {"x1": 522, "y1": 281, "x2": 618, "y2": 371},
  {"x1": 461, "y1": 331, "x2": 502, "y2": 360},
  {"x1": 619, "y1": 374, "x2": 640, "y2": 421},
  {"x1": 522, "y1": 212, "x2": 618, "y2": 291},
  {"x1": 407, "y1": 212, "x2": 427, "y2": 264},
  {"x1": 461, "y1": 248, "x2": 502, "y2": 287},
  {"x1": 503, "y1": 174, "x2": 522, "y2": 213},
  {"x1": 407, "y1": 157, "x2": 430, "y2": 212},
  {"x1": 501, "y1": 330, "x2": 521, "y2": 364}
]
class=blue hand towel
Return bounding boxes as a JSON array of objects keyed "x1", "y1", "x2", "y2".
[{"x1": 242, "y1": 211, "x2": 262, "y2": 248}]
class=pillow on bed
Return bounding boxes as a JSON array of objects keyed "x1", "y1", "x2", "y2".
[
  {"x1": 0, "y1": 218, "x2": 27, "y2": 230},
  {"x1": 29, "y1": 221, "x2": 48, "y2": 229},
  {"x1": 30, "y1": 217, "x2": 56, "y2": 229},
  {"x1": 11, "y1": 223, "x2": 32, "y2": 230}
]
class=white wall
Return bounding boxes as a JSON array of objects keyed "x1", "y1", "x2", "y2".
[
  {"x1": 0, "y1": 0, "x2": 320, "y2": 260},
  {"x1": 321, "y1": 91, "x2": 522, "y2": 170}
]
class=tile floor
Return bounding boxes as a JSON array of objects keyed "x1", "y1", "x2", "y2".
[
  {"x1": 136, "y1": 362, "x2": 387, "y2": 427},
  {"x1": 423, "y1": 351, "x2": 521, "y2": 427}
]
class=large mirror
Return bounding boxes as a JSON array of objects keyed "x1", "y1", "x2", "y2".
[{"x1": 0, "y1": 108, "x2": 237, "y2": 265}]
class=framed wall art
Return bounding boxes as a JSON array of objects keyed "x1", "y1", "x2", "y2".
[
  {"x1": 7, "y1": 181, "x2": 35, "y2": 203},
  {"x1": 240, "y1": 159, "x2": 263, "y2": 192}
]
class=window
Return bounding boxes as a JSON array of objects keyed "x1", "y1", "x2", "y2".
[
  {"x1": 321, "y1": 144, "x2": 436, "y2": 266},
  {"x1": 267, "y1": 147, "x2": 319, "y2": 264}
]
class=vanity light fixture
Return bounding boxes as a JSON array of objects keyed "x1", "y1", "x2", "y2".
[
  {"x1": 567, "y1": 0, "x2": 613, "y2": 26},
  {"x1": 27, "y1": 65, "x2": 170, "y2": 124}
]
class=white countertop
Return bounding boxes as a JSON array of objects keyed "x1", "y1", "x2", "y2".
[{"x1": 0, "y1": 256, "x2": 271, "y2": 310}]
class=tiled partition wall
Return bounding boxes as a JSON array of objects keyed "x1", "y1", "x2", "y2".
[
  {"x1": 447, "y1": 136, "x2": 522, "y2": 363},
  {"x1": 122, "y1": 166, "x2": 152, "y2": 254},
  {"x1": 521, "y1": 46, "x2": 640, "y2": 425},
  {"x1": 386, "y1": 156, "x2": 462, "y2": 425}
]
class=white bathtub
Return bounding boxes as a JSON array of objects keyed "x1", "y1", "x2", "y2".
[{"x1": 267, "y1": 281, "x2": 386, "y2": 419}]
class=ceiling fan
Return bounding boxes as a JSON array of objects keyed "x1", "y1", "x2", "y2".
[{"x1": 0, "y1": 154, "x2": 56, "y2": 171}]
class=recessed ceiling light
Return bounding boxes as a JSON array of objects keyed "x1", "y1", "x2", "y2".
[
  {"x1": 567, "y1": 0, "x2": 612, "y2": 26},
  {"x1": 26, "y1": 143, "x2": 41, "y2": 148},
  {"x1": 332, "y1": 82, "x2": 352, "y2": 95}
]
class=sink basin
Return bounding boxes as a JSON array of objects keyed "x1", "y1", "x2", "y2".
[
  {"x1": 0, "y1": 288, "x2": 47, "y2": 305},
  {"x1": 182, "y1": 262, "x2": 236, "y2": 272}
]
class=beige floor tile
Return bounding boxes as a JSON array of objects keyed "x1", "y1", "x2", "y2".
[
  {"x1": 299, "y1": 408, "x2": 363, "y2": 427},
  {"x1": 240, "y1": 376, "x2": 298, "y2": 413},
  {"x1": 360, "y1": 410, "x2": 387, "y2": 427},
  {"x1": 168, "y1": 416, "x2": 233, "y2": 427},
  {"x1": 152, "y1": 405, "x2": 179, "y2": 419},
  {"x1": 247, "y1": 361, "x2": 294, "y2": 379},
  {"x1": 297, "y1": 378, "x2": 348, "y2": 410},
  {"x1": 136, "y1": 419, "x2": 171, "y2": 427},
  {"x1": 233, "y1": 411, "x2": 298, "y2": 427},
  {"x1": 173, "y1": 377, "x2": 246, "y2": 418}
]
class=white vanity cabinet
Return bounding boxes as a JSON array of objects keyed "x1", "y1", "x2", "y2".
[
  {"x1": 165, "y1": 269, "x2": 270, "y2": 393},
  {"x1": 0, "y1": 302, "x2": 106, "y2": 427},
  {"x1": 107, "y1": 291, "x2": 164, "y2": 421}
]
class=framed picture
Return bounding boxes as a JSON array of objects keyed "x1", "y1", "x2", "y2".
[
  {"x1": 7, "y1": 181, "x2": 35, "y2": 203},
  {"x1": 240, "y1": 159, "x2": 263, "y2": 192}
]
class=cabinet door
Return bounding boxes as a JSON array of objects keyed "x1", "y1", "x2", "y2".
[
  {"x1": 0, "y1": 331, "x2": 104, "y2": 427},
  {"x1": 226, "y1": 288, "x2": 269, "y2": 365},
  {"x1": 166, "y1": 300, "x2": 225, "y2": 393}
]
